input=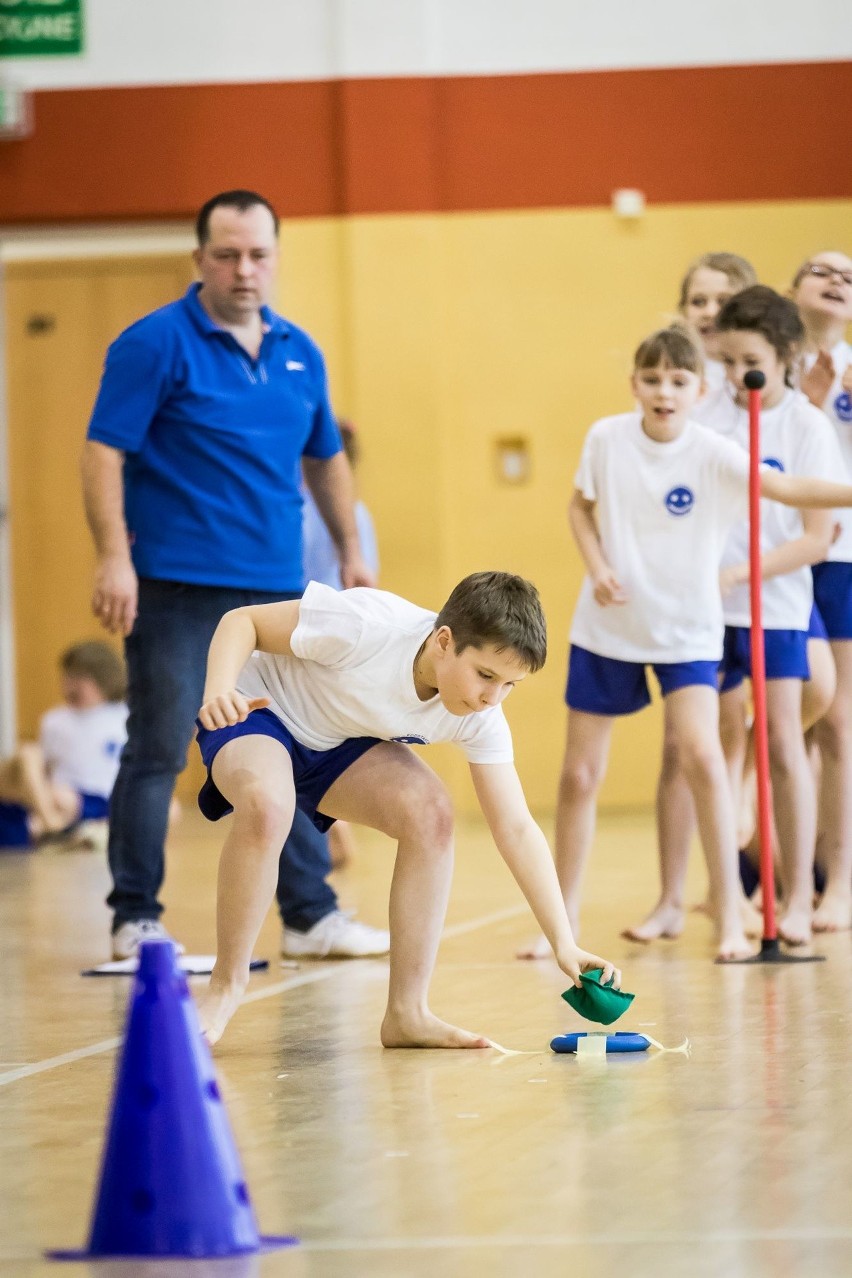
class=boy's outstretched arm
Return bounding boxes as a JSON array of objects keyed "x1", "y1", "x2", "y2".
[
  {"x1": 199, "y1": 600, "x2": 301, "y2": 730},
  {"x1": 761, "y1": 471, "x2": 852, "y2": 509},
  {"x1": 469, "y1": 761, "x2": 622, "y2": 989}
]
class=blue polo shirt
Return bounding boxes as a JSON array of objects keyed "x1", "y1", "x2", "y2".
[{"x1": 87, "y1": 283, "x2": 342, "y2": 591}]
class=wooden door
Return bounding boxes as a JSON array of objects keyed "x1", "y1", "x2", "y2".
[{"x1": 3, "y1": 254, "x2": 205, "y2": 797}]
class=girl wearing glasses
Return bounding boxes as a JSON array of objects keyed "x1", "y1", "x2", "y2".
[{"x1": 791, "y1": 252, "x2": 852, "y2": 933}]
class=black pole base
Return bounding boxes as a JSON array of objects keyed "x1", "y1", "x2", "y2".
[{"x1": 718, "y1": 937, "x2": 826, "y2": 965}]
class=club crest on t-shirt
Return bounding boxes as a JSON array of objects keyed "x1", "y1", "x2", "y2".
[
  {"x1": 834, "y1": 392, "x2": 852, "y2": 424},
  {"x1": 762, "y1": 457, "x2": 785, "y2": 472},
  {"x1": 391, "y1": 734, "x2": 430, "y2": 745},
  {"x1": 664, "y1": 486, "x2": 695, "y2": 517}
]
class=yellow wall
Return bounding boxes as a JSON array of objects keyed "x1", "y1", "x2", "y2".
[{"x1": 279, "y1": 199, "x2": 852, "y2": 814}]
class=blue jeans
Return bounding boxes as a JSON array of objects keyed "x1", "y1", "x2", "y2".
[{"x1": 107, "y1": 579, "x2": 338, "y2": 932}]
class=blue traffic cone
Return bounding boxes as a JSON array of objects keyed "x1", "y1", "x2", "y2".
[{"x1": 49, "y1": 940, "x2": 296, "y2": 1260}]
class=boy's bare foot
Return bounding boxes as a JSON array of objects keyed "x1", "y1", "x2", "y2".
[
  {"x1": 714, "y1": 929, "x2": 754, "y2": 962},
  {"x1": 516, "y1": 934, "x2": 552, "y2": 960},
  {"x1": 620, "y1": 902, "x2": 684, "y2": 943},
  {"x1": 812, "y1": 892, "x2": 852, "y2": 933},
  {"x1": 777, "y1": 908, "x2": 812, "y2": 946},
  {"x1": 740, "y1": 896, "x2": 765, "y2": 939},
  {"x1": 381, "y1": 1008, "x2": 491, "y2": 1049},
  {"x1": 196, "y1": 975, "x2": 248, "y2": 1046}
]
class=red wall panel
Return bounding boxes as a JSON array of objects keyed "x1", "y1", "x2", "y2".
[{"x1": 0, "y1": 61, "x2": 848, "y2": 223}]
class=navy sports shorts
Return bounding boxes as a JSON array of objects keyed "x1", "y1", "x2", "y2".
[
  {"x1": 565, "y1": 644, "x2": 720, "y2": 716},
  {"x1": 807, "y1": 603, "x2": 828, "y2": 641},
  {"x1": 196, "y1": 707, "x2": 381, "y2": 832},
  {"x1": 812, "y1": 562, "x2": 852, "y2": 641},
  {"x1": 719, "y1": 626, "x2": 809, "y2": 694}
]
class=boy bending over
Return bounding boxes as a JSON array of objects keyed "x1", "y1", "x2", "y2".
[{"x1": 196, "y1": 571, "x2": 622, "y2": 1046}]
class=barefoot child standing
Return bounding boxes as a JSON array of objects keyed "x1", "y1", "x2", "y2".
[
  {"x1": 792, "y1": 252, "x2": 852, "y2": 931},
  {"x1": 195, "y1": 571, "x2": 622, "y2": 1046},
  {"x1": 519, "y1": 325, "x2": 852, "y2": 963}
]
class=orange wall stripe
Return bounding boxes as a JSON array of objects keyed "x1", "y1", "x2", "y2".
[{"x1": 0, "y1": 61, "x2": 849, "y2": 223}]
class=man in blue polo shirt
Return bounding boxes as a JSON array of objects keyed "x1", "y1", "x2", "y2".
[{"x1": 81, "y1": 189, "x2": 390, "y2": 961}]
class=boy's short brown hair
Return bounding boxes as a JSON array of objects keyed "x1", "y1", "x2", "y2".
[
  {"x1": 633, "y1": 325, "x2": 704, "y2": 376},
  {"x1": 435, "y1": 572, "x2": 547, "y2": 673},
  {"x1": 60, "y1": 642, "x2": 127, "y2": 702}
]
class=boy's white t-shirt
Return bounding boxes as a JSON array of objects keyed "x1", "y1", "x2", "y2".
[
  {"x1": 569, "y1": 412, "x2": 751, "y2": 663},
  {"x1": 237, "y1": 583, "x2": 514, "y2": 764},
  {"x1": 802, "y1": 341, "x2": 852, "y2": 562},
  {"x1": 695, "y1": 385, "x2": 842, "y2": 629},
  {"x1": 39, "y1": 702, "x2": 128, "y2": 797}
]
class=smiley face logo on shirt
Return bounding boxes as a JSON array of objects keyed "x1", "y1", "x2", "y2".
[
  {"x1": 664, "y1": 486, "x2": 695, "y2": 517},
  {"x1": 834, "y1": 392, "x2": 852, "y2": 424}
]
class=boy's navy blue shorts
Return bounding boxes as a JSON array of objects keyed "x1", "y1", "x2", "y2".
[
  {"x1": 808, "y1": 602, "x2": 828, "y2": 641},
  {"x1": 719, "y1": 626, "x2": 809, "y2": 694},
  {"x1": 813, "y1": 562, "x2": 852, "y2": 640},
  {"x1": 195, "y1": 707, "x2": 381, "y2": 833},
  {"x1": 565, "y1": 644, "x2": 720, "y2": 716}
]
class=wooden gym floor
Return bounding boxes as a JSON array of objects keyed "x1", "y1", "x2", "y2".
[{"x1": 1, "y1": 807, "x2": 851, "y2": 1278}]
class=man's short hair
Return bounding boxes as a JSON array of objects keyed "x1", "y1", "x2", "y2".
[
  {"x1": 195, "y1": 190, "x2": 280, "y2": 245},
  {"x1": 435, "y1": 572, "x2": 547, "y2": 673}
]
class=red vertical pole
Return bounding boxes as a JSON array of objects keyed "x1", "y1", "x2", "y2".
[{"x1": 748, "y1": 383, "x2": 777, "y2": 942}]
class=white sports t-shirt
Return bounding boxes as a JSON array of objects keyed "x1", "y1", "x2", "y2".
[
  {"x1": 703, "y1": 358, "x2": 727, "y2": 397},
  {"x1": 695, "y1": 385, "x2": 842, "y2": 629},
  {"x1": 237, "y1": 583, "x2": 514, "y2": 764},
  {"x1": 39, "y1": 702, "x2": 127, "y2": 797},
  {"x1": 802, "y1": 341, "x2": 852, "y2": 562},
  {"x1": 569, "y1": 413, "x2": 750, "y2": 663}
]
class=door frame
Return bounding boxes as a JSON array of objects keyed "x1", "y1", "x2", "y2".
[{"x1": 0, "y1": 223, "x2": 194, "y2": 749}]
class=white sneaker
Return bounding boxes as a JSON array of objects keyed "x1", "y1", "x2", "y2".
[
  {"x1": 281, "y1": 910, "x2": 390, "y2": 959},
  {"x1": 111, "y1": 919, "x2": 186, "y2": 961},
  {"x1": 68, "y1": 820, "x2": 110, "y2": 855}
]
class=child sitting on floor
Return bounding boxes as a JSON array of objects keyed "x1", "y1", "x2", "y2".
[{"x1": 0, "y1": 642, "x2": 127, "y2": 850}]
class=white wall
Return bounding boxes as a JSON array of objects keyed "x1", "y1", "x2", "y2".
[{"x1": 2, "y1": 0, "x2": 850, "y2": 91}]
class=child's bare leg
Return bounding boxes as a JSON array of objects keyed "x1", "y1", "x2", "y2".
[
  {"x1": 666, "y1": 686, "x2": 752, "y2": 961},
  {"x1": 811, "y1": 640, "x2": 852, "y2": 931},
  {"x1": 802, "y1": 637, "x2": 836, "y2": 733},
  {"x1": 517, "y1": 709, "x2": 613, "y2": 958},
  {"x1": 767, "y1": 679, "x2": 816, "y2": 945},
  {"x1": 719, "y1": 685, "x2": 748, "y2": 815},
  {"x1": 328, "y1": 819, "x2": 357, "y2": 869},
  {"x1": 622, "y1": 729, "x2": 691, "y2": 942},
  {"x1": 320, "y1": 743, "x2": 489, "y2": 1048},
  {"x1": 0, "y1": 744, "x2": 78, "y2": 833},
  {"x1": 715, "y1": 687, "x2": 764, "y2": 934},
  {"x1": 197, "y1": 736, "x2": 296, "y2": 1045}
]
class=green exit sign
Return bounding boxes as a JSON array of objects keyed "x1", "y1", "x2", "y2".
[{"x1": 0, "y1": 0, "x2": 83, "y2": 57}]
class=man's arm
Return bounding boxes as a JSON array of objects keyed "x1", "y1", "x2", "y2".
[
  {"x1": 303, "y1": 452, "x2": 376, "y2": 588},
  {"x1": 469, "y1": 761, "x2": 621, "y2": 989},
  {"x1": 81, "y1": 440, "x2": 138, "y2": 637},
  {"x1": 199, "y1": 600, "x2": 301, "y2": 730}
]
